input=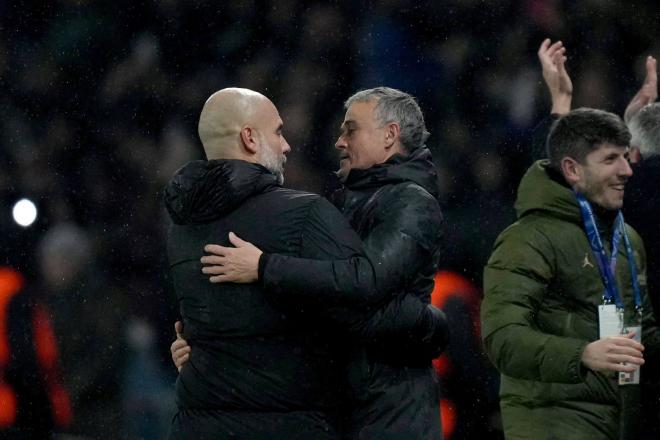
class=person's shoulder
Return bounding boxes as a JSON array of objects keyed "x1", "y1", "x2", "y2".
[
  {"x1": 267, "y1": 188, "x2": 342, "y2": 219},
  {"x1": 387, "y1": 181, "x2": 436, "y2": 202},
  {"x1": 487, "y1": 219, "x2": 557, "y2": 281},
  {"x1": 266, "y1": 187, "x2": 323, "y2": 206},
  {"x1": 492, "y1": 215, "x2": 559, "y2": 256},
  {"x1": 378, "y1": 182, "x2": 441, "y2": 217}
]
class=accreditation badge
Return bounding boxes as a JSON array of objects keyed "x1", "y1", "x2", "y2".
[
  {"x1": 598, "y1": 304, "x2": 641, "y2": 385},
  {"x1": 598, "y1": 304, "x2": 622, "y2": 338}
]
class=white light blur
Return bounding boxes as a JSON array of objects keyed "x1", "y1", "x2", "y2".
[{"x1": 12, "y1": 198, "x2": 38, "y2": 227}]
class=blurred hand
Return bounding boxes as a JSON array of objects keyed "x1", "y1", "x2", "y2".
[
  {"x1": 538, "y1": 38, "x2": 573, "y2": 115},
  {"x1": 581, "y1": 332, "x2": 644, "y2": 373},
  {"x1": 171, "y1": 321, "x2": 191, "y2": 373},
  {"x1": 624, "y1": 55, "x2": 657, "y2": 123},
  {"x1": 201, "y1": 232, "x2": 262, "y2": 283}
]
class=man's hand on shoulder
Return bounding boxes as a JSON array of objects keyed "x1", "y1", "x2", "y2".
[
  {"x1": 201, "y1": 232, "x2": 262, "y2": 283},
  {"x1": 581, "y1": 331, "x2": 645, "y2": 373}
]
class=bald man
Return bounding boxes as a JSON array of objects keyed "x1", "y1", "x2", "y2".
[
  {"x1": 164, "y1": 88, "x2": 378, "y2": 439},
  {"x1": 196, "y1": 88, "x2": 287, "y2": 183}
]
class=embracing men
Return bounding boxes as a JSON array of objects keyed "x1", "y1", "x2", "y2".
[{"x1": 165, "y1": 87, "x2": 448, "y2": 439}]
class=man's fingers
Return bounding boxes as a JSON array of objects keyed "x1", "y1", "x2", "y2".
[
  {"x1": 538, "y1": 38, "x2": 551, "y2": 55},
  {"x1": 202, "y1": 265, "x2": 224, "y2": 275},
  {"x1": 538, "y1": 39, "x2": 562, "y2": 56},
  {"x1": 175, "y1": 353, "x2": 190, "y2": 370},
  {"x1": 204, "y1": 244, "x2": 228, "y2": 255},
  {"x1": 210, "y1": 274, "x2": 232, "y2": 283},
  {"x1": 607, "y1": 353, "x2": 645, "y2": 365},
  {"x1": 610, "y1": 336, "x2": 644, "y2": 351},
  {"x1": 608, "y1": 345, "x2": 644, "y2": 358},
  {"x1": 172, "y1": 338, "x2": 188, "y2": 351},
  {"x1": 539, "y1": 40, "x2": 565, "y2": 75},
  {"x1": 545, "y1": 40, "x2": 563, "y2": 59},
  {"x1": 548, "y1": 41, "x2": 563, "y2": 54},
  {"x1": 174, "y1": 320, "x2": 183, "y2": 338},
  {"x1": 606, "y1": 362, "x2": 641, "y2": 373},
  {"x1": 201, "y1": 255, "x2": 226, "y2": 265},
  {"x1": 644, "y1": 56, "x2": 658, "y2": 103},
  {"x1": 645, "y1": 55, "x2": 657, "y2": 84},
  {"x1": 175, "y1": 346, "x2": 192, "y2": 356},
  {"x1": 228, "y1": 231, "x2": 250, "y2": 247}
]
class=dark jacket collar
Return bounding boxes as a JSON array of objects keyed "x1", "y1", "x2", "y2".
[
  {"x1": 342, "y1": 147, "x2": 439, "y2": 198},
  {"x1": 164, "y1": 159, "x2": 279, "y2": 225}
]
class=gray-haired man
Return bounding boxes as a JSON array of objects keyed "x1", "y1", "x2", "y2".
[{"x1": 175, "y1": 87, "x2": 449, "y2": 439}]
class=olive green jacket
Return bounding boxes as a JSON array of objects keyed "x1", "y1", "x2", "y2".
[{"x1": 481, "y1": 160, "x2": 659, "y2": 440}]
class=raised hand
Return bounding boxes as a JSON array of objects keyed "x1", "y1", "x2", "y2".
[
  {"x1": 538, "y1": 38, "x2": 573, "y2": 115},
  {"x1": 624, "y1": 55, "x2": 657, "y2": 123},
  {"x1": 201, "y1": 232, "x2": 263, "y2": 283}
]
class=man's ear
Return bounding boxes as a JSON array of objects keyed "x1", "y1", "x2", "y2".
[
  {"x1": 240, "y1": 126, "x2": 259, "y2": 155},
  {"x1": 560, "y1": 156, "x2": 581, "y2": 186},
  {"x1": 384, "y1": 122, "x2": 401, "y2": 150}
]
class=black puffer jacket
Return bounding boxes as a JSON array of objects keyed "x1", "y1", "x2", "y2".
[
  {"x1": 261, "y1": 148, "x2": 447, "y2": 439},
  {"x1": 164, "y1": 159, "x2": 376, "y2": 440}
]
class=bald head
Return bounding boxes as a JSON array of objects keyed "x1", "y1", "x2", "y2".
[{"x1": 198, "y1": 87, "x2": 270, "y2": 160}]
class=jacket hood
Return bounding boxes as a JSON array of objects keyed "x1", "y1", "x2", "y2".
[
  {"x1": 343, "y1": 147, "x2": 439, "y2": 197},
  {"x1": 515, "y1": 160, "x2": 582, "y2": 224},
  {"x1": 164, "y1": 159, "x2": 279, "y2": 225}
]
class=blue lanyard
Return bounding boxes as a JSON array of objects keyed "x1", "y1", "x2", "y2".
[{"x1": 575, "y1": 192, "x2": 643, "y2": 311}]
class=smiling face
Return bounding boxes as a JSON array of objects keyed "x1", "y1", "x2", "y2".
[
  {"x1": 571, "y1": 143, "x2": 633, "y2": 210},
  {"x1": 335, "y1": 100, "x2": 399, "y2": 180}
]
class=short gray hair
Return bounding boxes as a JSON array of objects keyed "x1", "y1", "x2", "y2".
[
  {"x1": 628, "y1": 103, "x2": 660, "y2": 158},
  {"x1": 345, "y1": 87, "x2": 429, "y2": 153}
]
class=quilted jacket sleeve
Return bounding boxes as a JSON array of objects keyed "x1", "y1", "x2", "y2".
[
  {"x1": 260, "y1": 185, "x2": 442, "y2": 305},
  {"x1": 260, "y1": 185, "x2": 447, "y2": 355},
  {"x1": 481, "y1": 224, "x2": 589, "y2": 384}
]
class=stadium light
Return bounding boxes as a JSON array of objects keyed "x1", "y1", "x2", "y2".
[{"x1": 12, "y1": 198, "x2": 38, "y2": 228}]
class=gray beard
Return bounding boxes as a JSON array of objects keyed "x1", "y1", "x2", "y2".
[{"x1": 261, "y1": 147, "x2": 285, "y2": 185}]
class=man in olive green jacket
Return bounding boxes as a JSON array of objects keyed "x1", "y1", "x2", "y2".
[{"x1": 482, "y1": 108, "x2": 660, "y2": 440}]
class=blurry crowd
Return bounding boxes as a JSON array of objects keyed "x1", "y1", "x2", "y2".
[{"x1": 2, "y1": 0, "x2": 660, "y2": 438}]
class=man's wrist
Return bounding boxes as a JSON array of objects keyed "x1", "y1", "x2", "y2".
[{"x1": 550, "y1": 95, "x2": 572, "y2": 115}]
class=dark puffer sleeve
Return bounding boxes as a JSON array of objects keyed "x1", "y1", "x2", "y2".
[
  {"x1": 342, "y1": 184, "x2": 446, "y2": 350},
  {"x1": 258, "y1": 197, "x2": 378, "y2": 306},
  {"x1": 262, "y1": 185, "x2": 447, "y2": 355},
  {"x1": 350, "y1": 296, "x2": 449, "y2": 359},
  {"x1": 262, "y1": 185, "x2": 442, "y2": 304},
  {"x1": 359, "y1": 184, "x2": 443, "y2": 293}
]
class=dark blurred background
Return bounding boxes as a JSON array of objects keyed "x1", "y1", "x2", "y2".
[{"x1": 1, "y1": 0, "x2": 659, "y2": 438}]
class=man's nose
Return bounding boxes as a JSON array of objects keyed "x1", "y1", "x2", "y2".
[
  {"x1": 282, "y1": 137, "x2": 291, "y2": 154},
  {"x1": 335, "y1": 136, "x2": 346, "y2": 149},
  {"x1": 619, "y1": 157, "x2": 633, "y2": 177}
]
